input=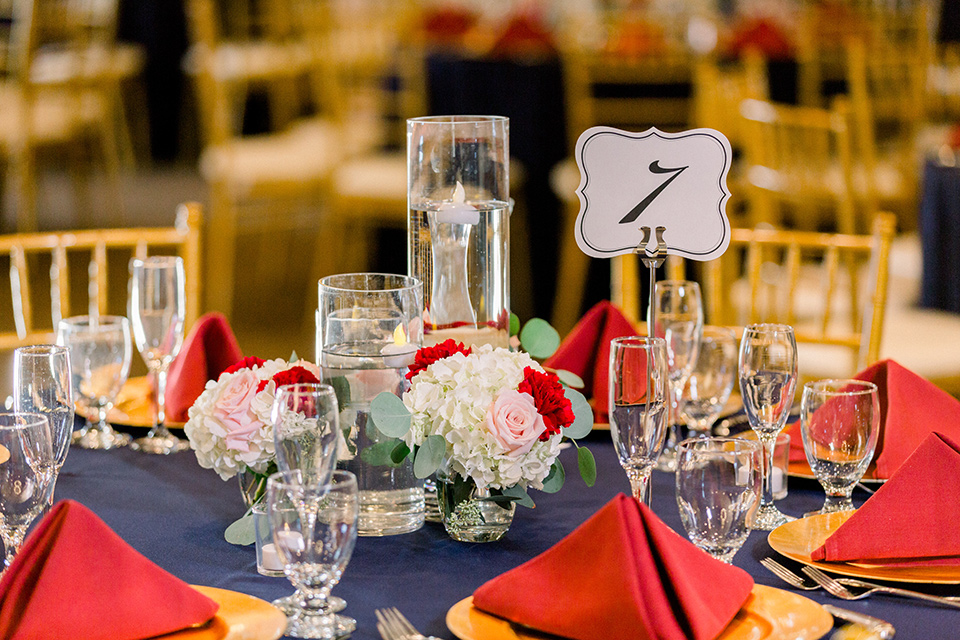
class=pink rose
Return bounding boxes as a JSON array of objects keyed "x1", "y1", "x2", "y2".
[
  {"x1": 486, "y1": 390, "x2": 547, "y2": 458},
  {"x1": 212, "y1": 370, "x2": 263, "y2": 452}
]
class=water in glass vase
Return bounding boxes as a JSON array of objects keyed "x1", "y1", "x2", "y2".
[{"x1": 322, "y1": 346, "x2": 424, "y2": 536}]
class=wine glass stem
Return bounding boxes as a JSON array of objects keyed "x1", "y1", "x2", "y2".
[
  {"x1": 625, "y1": 467, "x2": 652, "y2": 507},
  {"x1": 2, "y1": 526, "x2": 27, "y2": 572},
  {"x1": 155, "y1": 366, "x2": 168, "y2": 429},
  {"x1": 759, "y1": 432, "x2": 777, "y2": 507}
]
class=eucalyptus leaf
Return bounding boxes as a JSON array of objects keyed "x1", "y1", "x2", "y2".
[
  {"x1": 369, "y1": 392, "x2": 412, "y2": 438},
  {"x1": 509, "y1": 312, "x2": 521, "y2": 337},
  {"x1": 288, "y1": 351, "x2": 299, "y2": 363},
  {"x1": 501, "y1": 484, "x2": 535, "y2": 508},
  {"x1": 519, "y1": 318, "x2": 561, "y2": 359},
  {"x1": 328, "y1": 376, "x2": 351, "y2": 409},
  {"x1": 414, "y1": 435, "x2": 446, "y2": 479},
  {"x1": 563, "y1": 387, "x2": 594, "y2": 439},
  {"x1": 541, "y1": 459, "x2": 565, "y2": 493},
  {"x1": 577, "y1": 446, "x2": 597, "y2": 487},
  {"x1": 555, "y1": 369, "x2": 585, "y2": 389},
  {"x1": 482, "y1": 492, "x2": 521, "y2": 507},
  {"x1": 390, "y1": 440, "x2": 411, "y2": 465},
  {"x1": 360, "y1": 438, "x2": 404, "y2": 467},
  {"x1": 224, "y1": 513, "x2": 256, "y2": 546}
]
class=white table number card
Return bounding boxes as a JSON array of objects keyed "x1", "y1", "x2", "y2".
[{"x1": 573, "y1": 126, "x2": 733, "y2": 261}]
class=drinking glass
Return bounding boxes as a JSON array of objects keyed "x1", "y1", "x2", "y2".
[
  {"x1": 318, "y1": 273, "x2": 424, "y2": 537},
  {"x1": 679, "y1": 326, "x2": 737, "y2": 437},
  {"x1": 13, "y1": 345, "x2": 73, "y2": 508},
  {"x1": 651, "y1": 280, "x2": 703, "y2": 471},
  {"x1": 57, "y1": 315, "x2": 132, "y2": 449},
  {"x1": 0, "y1": 413, "x2": 54, "y2": 572},
  {"x1": 129, "y1": 256, "x2": 188, "y2": 454},
  {"x1": 676, "y1": 437, "x2": 761, "y2": 563},
  {"x1": 801, "y1": 379, "x2": 880, "y2": 514},
  {"x1": 738, "y1": 323, "x2": 798, "y2": 530},
  {"x1": 268, "y1": 469, "x2": 359, "y2": 639},
  {"x1": 609, "y1": 336, "x2": 669, "y2": 506}
]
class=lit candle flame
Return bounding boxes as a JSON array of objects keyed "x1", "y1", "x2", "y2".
[{"x1": 393, "y1": 324, "x2": 407, "y2": 346}]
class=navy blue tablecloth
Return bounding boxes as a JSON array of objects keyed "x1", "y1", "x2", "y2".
[
  {"x1": 54, "y1": 436, "x2": 954, "y2": 639},
  {"x1": 919, "y1": 158, "x2": 960, "y2": 313}
]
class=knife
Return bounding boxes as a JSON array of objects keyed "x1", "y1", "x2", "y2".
[{"x1": 823, "y1": 604, "x2": 895, "y2": 639}]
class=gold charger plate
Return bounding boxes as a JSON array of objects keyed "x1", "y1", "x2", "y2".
[
  {"x1": 160, "y1": 586, "x2": 287, "y2": 640},
  {"x1": 447, "y1": 585, "x2": 832, "y2": 640},
  {"x1": 104, "y1": 376, "x2": 186, "y2": 429},
  {"x1": 768, "y1": 512, "x2": 960, "y2": 584}
]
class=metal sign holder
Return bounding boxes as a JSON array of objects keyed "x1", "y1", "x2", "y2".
[{"x1": 636, "y1": 225, "x2": 667, "y2": 337}]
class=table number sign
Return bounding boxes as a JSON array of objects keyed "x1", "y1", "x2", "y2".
[{"x1": 573, "y1": 126, "x2": 733, "y2": 261}]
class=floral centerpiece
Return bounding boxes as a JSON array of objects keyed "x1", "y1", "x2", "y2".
[
  {"x1": 184, "y1": 355, "x2": 322, "y2": 544},
  {"x1": 371, "y1": 338, "x2": 595, "y2": 542}
]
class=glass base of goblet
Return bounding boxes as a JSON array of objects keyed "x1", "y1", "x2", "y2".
[
  {"x1": 750, "y1": 502, "x2": 794, "y2": 531},
  {"x1": 805, "y1": 495, "x2": 856, "y2": 517},
  {"x1": 284, "y1": 611, "x2": 356, "y2": 639},
  {"x1": 273, "y1": 595, "x2": 346, "y2": 615},
  {"x1": 73, "y1": 424, "x2": 131, "y2": 450},
  {"x1": 130, "y1": 429, "x2": 189, "y2": 454}
]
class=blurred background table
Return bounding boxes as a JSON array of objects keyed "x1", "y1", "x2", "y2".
[{"x1": 920, "y1": 157, "x2": 960, "y2": 313}]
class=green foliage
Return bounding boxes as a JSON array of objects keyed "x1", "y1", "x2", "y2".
[
  {"x1": 413, "y1": 434, "x2": 446, "y2": 479},
  {"x1": 360, "y1": 438, "x2": 405, "y2": 467},
  {"x1": 519, "y1": 318, "x2": 561, "y2": 359},
  {"x1": 509, "y1": 312, "x2": 521, "y2": 336},
  {"x1": 501, "y1": 484, "x2": 535, "y2": 508},
  {"x1": 370, "y1": 392, "x2": 412, "y2": 437},
  {"x1": 224, "y1": 513, "x2": 256, "y2": 546},
  {"x1": 577, "y1": 446, "x2": 597, "y2": 487},
  {"x1": 554, "y1": 369, "x2": 585, "y2": 389},
  {"x1": 541, "y1": 459, "x2": 565, "y2": 493},
  {"x1": 328, "y1": 376, "x2": 351, "y2": 409},
  {"x1": 562, "y1": 387, "x2": 594, "y2": 439}
]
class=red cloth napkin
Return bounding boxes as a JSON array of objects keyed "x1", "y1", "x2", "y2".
[
  {"x1": 811, "y1": 432, "x2": 960, "y2": 566},
  {"x1": 473, "y1": 494, "x2": 753, "y2": 640},
  {"x1": 724, "y1": 17, "x2": 795, "y2": 60},
  {"x1": 419, "y1": 5, "x2": 477, "y2": 46},
  {"x1": 0, "y1": 500, "x2": 219, "y2": 640},
  {"x1": 490, "y1": 10, "x2": 557, "y2": 58},
  {"x1": 543, "y1": 301, "x2": 640, "y2": 422},
  {"x1": 785, "y1": 359, "x2": 960, "y2": 478},
  {"x1": 166, "y1": 312, "x2": 243, "y2": 423}
]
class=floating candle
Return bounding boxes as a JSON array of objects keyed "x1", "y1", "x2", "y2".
[
  {"x1": 436, "y1": 182, "x2": 480, "y2": 225},
  {"x1": 381, "y1": 325, "x2": 417, "y2": 368}
]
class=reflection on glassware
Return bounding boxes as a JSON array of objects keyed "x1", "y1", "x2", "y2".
[
  {"x1": 676, "y1": 437, "x2": 761, "y2": 563},
  {"x1": 13, "y1": 345, "x2": 73, "y2": 509},
  {"x1": 651, "y1": 281, "x2": 703, "y2": 472},
  {"x1": 680, "y1": 326, "x2": 737, "y2": 437},
  {"x1": 801, "y1": 379, "x2": 880, "y2": 514},
  {"x1": 0, "y1": 413, "x2": 54, "y2": 572},
  {"x1": 57, "y1": 315, "x2": 132, "y2": 449},
  {"x1": 273, "y1": 383, "x2": 341, "y2": 482},
  {"x1": 739, "y1": 323, "x2": 798, "y2": 531},
  {"x1": 129, "y1": 256, "x2": 188, "y2": 454},
  {"x1": 609, "y1": 336, "x2": 669, "y2": 506},
  {"x1": 268, "y1": 470, "x2": 358, "y2": 639}
]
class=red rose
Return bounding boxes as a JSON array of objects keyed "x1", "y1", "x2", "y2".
[
  {"x1": 223, "y1": 356, "x2": 266, "y2": 374},
  {"x1": 518, "y1": 366, "x2": 574, "y2": 440},
  {"x1": 257, "y1": 365, "x2": 321, "y2": 393},
  {"x1": 406, "y1": 339, "x2": 472, "y2": 380}
]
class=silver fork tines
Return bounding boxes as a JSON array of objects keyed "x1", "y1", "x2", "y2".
[
  {"x1": 761, "y1": 557, "x2": 820, "y2": 590},
  {"x1": 375, "y1": 607, "x2": 440, "y2": 640},
  {"x1": 803, "y1": 566, "x2": 960, "y2": 609}
]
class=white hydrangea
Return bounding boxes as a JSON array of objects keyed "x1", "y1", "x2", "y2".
[{"x1": 402, "y1": 345, "x2": 564, "y2": 490}]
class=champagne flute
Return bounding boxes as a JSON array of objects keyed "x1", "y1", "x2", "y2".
[
  {"x1": 651, "y1": 280, "x2": 703, "y2": 471},
  {"x1": 13, "y1": 345, "x2": 73, "y2": 508},
  {"x1": 268, "y1": 469, "x2": 359, "y2": 639},
  {"x1": 801, "y1": 379, "x2": 880, "y2": 514},
  {"x1": 0, "y1": 412, "x2": 54, "y2": 573},
  {"x1": 609, "y1": 336, "x2": 669, "y2": 506},
  {"x1": 57, "y1": 315, "x2": 133, "y2": 449},
  {"x1": 738, "y1": 323, "x2": 798, "y2": 530},
  {"x1": 679, "y1": 326, "x2": 738, "y2": 437},
  {"x1": 129, "y1": 256, "x2": 188, "y2": 454}
]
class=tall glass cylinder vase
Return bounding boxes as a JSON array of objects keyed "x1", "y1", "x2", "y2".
[
  {"x1": 317, "y1": 273, "x2": 425, "y2": 536},
  {"x1": 407, "y1": 115, "x2": 510, "y2": 350}
]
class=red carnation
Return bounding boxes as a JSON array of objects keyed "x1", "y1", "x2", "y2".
[
  {"x1": 518, "y1": 366, "x2": 574, "y2": 440},
  {"x1": 257, "y1": 365, "x2": 321, "y2": 393},
  {"x1": 224, "y1": 356, "x2": 266, "y2": 374},
  {"x1": 406, "y1": 339, "x2": 472, "y2": 380}
]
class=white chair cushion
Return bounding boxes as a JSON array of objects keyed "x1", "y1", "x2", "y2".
[{"x1": 331, "y1": 152, "x2": 407, "y2": 202}]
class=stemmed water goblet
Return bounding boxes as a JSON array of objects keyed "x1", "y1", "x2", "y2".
[
  {"x1": 57, "y1": 315, "x2": 133, "y2": 449},
  {"x1": 738, "y1": 323, "x2": 798, "y2": 530},
  {"x1": 13, "y1": 345, "x2": 73, "y2": 508},
  {"x1": 271, "y1": 383, "x2": 344, "y2": 615},
  {"x1": 268, "y1": 469, "x2": 359, "y2": 639},
  {"x1": 129, "y1": 256, "x2": 188, "y2": 454},
  {"x1": 0, "y1": 412, "x2": 54, "y2": 573},
  {"x1": 651, "y1": 280, "x2": 703, "y2": 471},
  {"x1": 676, "y1": 437, "x2": 761, "y2": 563},
  {"x1": 609, "y1": 336, "x2": 669, "y2": 506},
  {"x1": 679, "y1": 326, "x2": 738, "y2": 437},
  {"x1": 801, "y1": 379, "x2": 880, "y2": 514}
]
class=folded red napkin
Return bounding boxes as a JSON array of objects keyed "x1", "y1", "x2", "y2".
[
  {"x1": 811, "y1": 432, "x2": 960, "y2": 566},
  {"x1": 724, "y1": 17, "x2": 795, "y2": 60},
  {"x1": 543, "y1": 301, "x2": 640, "y2": 422},
  {"x1": 490, "y1": 11, "x2": 557, "y2": 58},
  {"x1": 166, "y1": 312, "x2": 244, "y2": 423},
  {"x1": 473, "y1": 494, "x2": 753, "y2": 640},
  {"x1": 785, "y1": 359, "x2": 960, "y2": 478},
  {"x1": 0, "y1": 500, "x2": 219, "y2": 639}
]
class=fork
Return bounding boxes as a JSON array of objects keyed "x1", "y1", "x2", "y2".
[
  {"x1": 375, "y1": 607, "x2": 443, "y2": 640},
  {"x1": 761, "y1": 557, "x2": 820, "y2": 591},
  {"x1": 803, "y1": 566, "x2": 960, "y2": 609}
]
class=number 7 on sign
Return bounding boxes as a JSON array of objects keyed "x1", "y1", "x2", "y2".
[{"x1": 619, "y1": 161, "x2": 688, "y2": 225}]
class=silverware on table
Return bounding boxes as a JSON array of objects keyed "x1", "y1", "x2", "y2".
[
  {"x1": 761, "y1": 557, "x2": 819, "y2": 590},
  {"x1": 823, "y1": 604, "x2": 896, "y2": 639},
  {"x1": 375, "y1": 607, "x2": 443, "y2": 640},
  {"x1": 803, "y1": 566, "x2": 960, "y2": 609}
]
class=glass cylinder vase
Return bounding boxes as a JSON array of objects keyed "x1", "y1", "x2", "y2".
[
  {"x1": 435, "y1": 467, "x2": 515, "y2": 543},
  {"x1": 407, "y1": 115, "x2": 510, "y2": 350}
]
